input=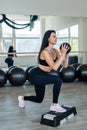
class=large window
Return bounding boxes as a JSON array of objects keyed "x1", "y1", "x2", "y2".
[
  {"x1": 15, "y1": 21, "x2": 41, "y2": 53},
  {"x1": 70, "y1": 25, "x2": 78, "y2": 52},
  {"x1": 0, "y1": 20, "x2": 41, "y2": 54},
  {"x1": 55, "y1": 28, "x2": 69, "y2": 49},
  {"x1": 55, "y1": 25, "x2": 78, "y2": 54}
]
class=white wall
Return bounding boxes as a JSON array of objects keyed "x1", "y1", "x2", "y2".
[
  {"x1": 0, "y1": 0, "x2": 87, "y2": 17},
  {"x1": 44, "y1": 16, "x2": 79, "y2": 31}
]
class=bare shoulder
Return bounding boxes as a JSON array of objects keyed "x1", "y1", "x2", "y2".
[
  {"x1": 41, "y1": 49, "x2": 50, "y2": 59},
  {"x1": 42, "y1": 48, "x2": 49, "y2": 54}
]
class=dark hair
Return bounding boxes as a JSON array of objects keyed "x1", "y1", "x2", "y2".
[
  {"x1": 8, "y1": 46, "x2": 14, "y2": 52},
  {"x1": 8, "y1": 46, "x2": 14, "y2": 57},
  {"x1": 38, "y1": 30, "x2": 56, "y2": 63}
]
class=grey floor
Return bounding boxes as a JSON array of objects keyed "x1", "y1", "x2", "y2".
[{"x1": 0, "y1": 81, "x2": 87, "y2": 130}]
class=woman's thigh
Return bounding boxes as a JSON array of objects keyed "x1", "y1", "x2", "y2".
[{"x1": 29, "y1": 67, "x2": 62, "y2": 85}]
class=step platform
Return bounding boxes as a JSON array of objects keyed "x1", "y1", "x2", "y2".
[{"x1": 40, "y1": 105, "x2": 77, "y2": 127}]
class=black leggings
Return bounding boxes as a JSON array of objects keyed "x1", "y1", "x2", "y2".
[
  {"x1": 24, "y1": 67, "x2": 62, "y2": 103},
  {"x1": 5, "y1": 57, "x2": 14, "y2": 67}
]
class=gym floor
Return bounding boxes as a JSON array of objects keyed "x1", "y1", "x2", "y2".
[{"x1": 0, "y1": 81, "x2": 87, "y2": 130}]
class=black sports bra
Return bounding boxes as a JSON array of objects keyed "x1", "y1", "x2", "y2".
[{"x1": 39, "y1": 58, "x2": 57, "y2": 66}]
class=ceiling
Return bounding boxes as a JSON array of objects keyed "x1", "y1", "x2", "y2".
[{"x1": 0, "y1": 0, "x2": 87, "y2": 17}]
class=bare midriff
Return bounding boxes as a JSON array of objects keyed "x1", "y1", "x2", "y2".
[{"x1": 38, "y1": 64, "x2": 52, "y2": 72}]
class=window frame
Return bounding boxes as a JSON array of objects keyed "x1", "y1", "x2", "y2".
[{"x1": 0, "y1": 20, "x2": 41, "y2": 56}]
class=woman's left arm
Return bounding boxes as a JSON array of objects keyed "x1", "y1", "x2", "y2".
[
  {"x1": 62, "y1": 54, "x2": 69, "y2": 68},
  {"x1": 55, "y1": 49, "x2": 69, "y2": 68}
]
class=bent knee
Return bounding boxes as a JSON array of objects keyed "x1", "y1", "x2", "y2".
[{"x1": 37, "y1": 98, "x2": 44, "y2": 103}]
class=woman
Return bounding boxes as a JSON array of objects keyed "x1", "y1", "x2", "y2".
[
  {"x1": 18, "y1": 30, "x2": 70, "y2": 112},
  {"x1": 5, "y1": 46, "x2": 17, "y2": 67}
]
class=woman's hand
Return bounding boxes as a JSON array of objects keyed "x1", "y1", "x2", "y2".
[
  {"x1": 60, "y1": 42, "x2": 71, "y2": 54},
  {"x1": 60, "y1": 44, "x2": 68, "y2": 55}
]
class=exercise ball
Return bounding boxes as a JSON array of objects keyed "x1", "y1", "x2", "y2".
[
  {"x1": 0, "y1": 69, "x2": 7, "y2": 87},
  {"x1": 72, "y1": 63, "x2": 81, "y2": 71},
  {"x1": 77, "y1": 64, "x2": 87, "y2": 81},
  {"x1": 6, "y1": 66, "x2": 18, "y2": 77},
  {"x1": 71, "y1": 63, "x2": 81, "y2": 77},
  {"x1": 25, "y1": 66, "x2": 35, "y2": 80},
  {"x1": 59, "y1": 66, "x2": 76, "y2": 82},
  {"x1": 8, "y1": 67, "x2": 26, "y2": 86},
  {"x1": 27, "y1": 66, "x2": 37, "y2": 84},
  {"x1": 8, "y1": 65, "x2": 18, "y2": 70},
  {"x1": 60, "y1": 42, "x2": 71, "y2": 54}
]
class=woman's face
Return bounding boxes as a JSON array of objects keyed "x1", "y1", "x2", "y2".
[{"x1": 48, "y1": 32, "x2": 57, "y2": 45}]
